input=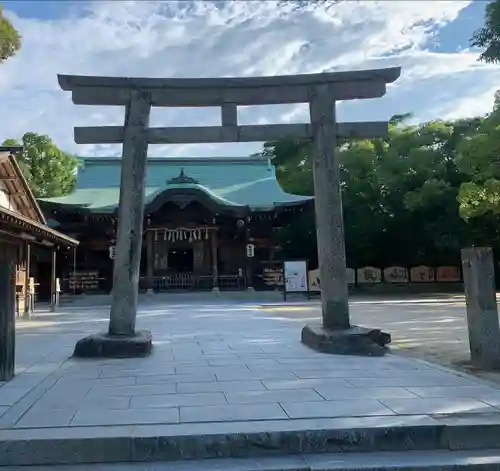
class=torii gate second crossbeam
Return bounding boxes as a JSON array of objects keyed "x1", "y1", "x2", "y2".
[{"x1": 59, "y1": 67, "x2": 401, "y2": 358}]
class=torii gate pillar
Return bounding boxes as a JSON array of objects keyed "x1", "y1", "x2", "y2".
[{"x1": 59, "y1": 66, "x2": 400, "y2": 357}]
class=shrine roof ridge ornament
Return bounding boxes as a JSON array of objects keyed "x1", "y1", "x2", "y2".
[
  {"x1": 57, "y1": 67, "x2": 401, "y2": 107},
  {"x1": 167, "y1": 168, "x2": 199, "y2": 185}
]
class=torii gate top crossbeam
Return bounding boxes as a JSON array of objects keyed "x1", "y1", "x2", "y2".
[{"x1": 57, "y1": 67, "x2": 401, "y2": 107}]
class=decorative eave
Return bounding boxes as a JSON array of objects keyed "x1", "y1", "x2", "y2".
[
  {"x1": 145, "y1": 187, "x2": 248, "y2": 217},
  {"x1": 0, "y1": 146, "x2": 47, "y2": 223},
  {"x1": 0, "y1": 204, "x2": 79, "y2": 248}
]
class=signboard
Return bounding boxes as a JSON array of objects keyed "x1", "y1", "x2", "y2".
[
  {"x1": 109, "y1": 246, "x2": 116, "y2": 260},
  {"x1": 308, "y1": 268, "x2": 320, "y2": 292},
  {"x1": 308, "y1": 268, "x2": 355, "y2": 292},
  {"x1": 284, "y1": 260, "x2": 308, "y2": 293},
  {"x1": 346, "y1": 268, "x2": 355, "y2": 285},
  {"x1": 410, "y1": 266, "x2": 435, "y2": 283},
  {"x1": 262, "y1": 266, "x2": 283, "y2": 287},
  {"x1": 246, "y1": 244, "x2": 255, "y2": 258},
  {"x1": 436, "y1": 266, "x2": 461, "y2": 282},
  {"x1": 357, "y1": 266, "x2": 382, "y2": 284},
  {"x1": 383, "y1": 266, "x2": 409, "y2": 283}
]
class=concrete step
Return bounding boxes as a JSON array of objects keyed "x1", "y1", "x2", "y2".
[
  {"x1": 2, "y1": 414, "x2": 500, "y2": 467},
  {"x1": 2, "y1": 449, "x2": 500, "y2": 471}
]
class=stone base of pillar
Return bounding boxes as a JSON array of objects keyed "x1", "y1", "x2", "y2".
[
  {"x1": 301, "y1": 323, "x2": 391, "y2": 357},
  {"x1": 146, "y1": 289, "x2": 155, "y2": 295},
  {"x1": 73, "y1": 330, "x2": 153, "y2": 358},
  {"x1": 212, "y1": 287, "x2": 220, "y2": 296}
]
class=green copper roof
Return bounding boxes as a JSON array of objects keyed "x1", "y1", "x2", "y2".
[{"x1": 40, "y1": 157, "x2": 311, "y2": 213}]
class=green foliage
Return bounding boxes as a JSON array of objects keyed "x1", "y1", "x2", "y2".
[
  {"x1": 471, "y1": 0, "x2": 500, "y2": 63},
  {"x1": 0, "y1": 5, "x2": 21, "y2": 63},
  {"x1": 2, "y1": 133, "x2": 79, "y2": 198},
  {"x1": 262, "y1": 110, "x2": 498, "y2": 268}
]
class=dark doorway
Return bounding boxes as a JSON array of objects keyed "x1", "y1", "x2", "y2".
[{"x1": 168, "y1": 248, "x2": 194, "y2": 272}]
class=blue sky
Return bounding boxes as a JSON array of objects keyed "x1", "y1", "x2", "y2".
[{"x1": 1, "y1": 0, "x2": 500, "y2": 157}]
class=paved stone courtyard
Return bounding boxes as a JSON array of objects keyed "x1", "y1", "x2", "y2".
[{"x1": 1, "y1": 294, "x2": 500, "y2": 431}]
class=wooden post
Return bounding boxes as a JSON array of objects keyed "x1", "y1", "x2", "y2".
[
  {"x1": 23, "y1": 242, "x2": 31, "y2": 319},
  {"x1": 461, "y1": 247, "x2": 500, "y2": 369},
  {"x1": 309, "y1": 86, "x2": 349, "y2": 330},
  {"x1": 245, "y1": 218, "x2": 254, "y2": 291},
  {"x1": 0, "y1": 259, "x2": 16, "y2": 381},
  {"x1": 50, "y1": 250, "x2": 57, "y2": 312},
  {"x1": 109, "y1": 90, "x2": 151, "y2": 337},
  {"x1": 211, "y1": 229, "x2": 219, "y2": 291},
  {"x1": 146, "y1": 230, "x2": 154, "y2": 293}
]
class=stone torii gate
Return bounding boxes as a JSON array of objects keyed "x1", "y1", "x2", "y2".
[{"x1": 59, "y1": 67, "x2": 400, "y2": 357}]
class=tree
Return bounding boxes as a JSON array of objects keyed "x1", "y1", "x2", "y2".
[
  {"x1": 456, "y1": 95, "x2": 500, "y2": 221},
  {"x1": 0, "y1": 5, "x2": 21, "y2": 63},
  {"x1": 471, "y1": 0, "x2": 500, "y2": 63},
  {"x1": 264, "y1": 115, "x2": 479, "y2": 269},
  {"x1": 3, "y1": 133, "x2": 79, "y2": 198}
]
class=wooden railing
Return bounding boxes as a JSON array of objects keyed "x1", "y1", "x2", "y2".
[{"x1": 139, "y1": 273, "x2": 247, "y2": 291}]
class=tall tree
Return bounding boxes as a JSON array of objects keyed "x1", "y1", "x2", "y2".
[
  {"x1": 456, "y1": 94, "x2": 500, "y2": 221},
  {"x1": 3, "y1": 133, "x2": 79, "y2": 198},
  {"x1": 0, "y1": 5, "x2": 21, "y2": 63},
  {"x1": 265, "y1": 115, "x2": 477, "y2": 268},
  {"x1": 471, "y1": 0, "x2": 500, "y2": 63}
]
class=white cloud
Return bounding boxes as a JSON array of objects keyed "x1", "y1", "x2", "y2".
[{"x1": 1, "y1": 0, "x2": 498, "y2": 157}]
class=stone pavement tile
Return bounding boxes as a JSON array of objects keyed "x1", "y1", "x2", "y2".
[
  {"x1": 0, "y1": 388, "x2": 31, "y2": 406},
  {"x1": 32, "y1": 395, "x2": 131, "y2": 411},
  {"x1": 263, "y1": 378, "x2": 354, "y2": 391},
  {"x1": 207, "y1": 357, "x2": 247, "y2": 366},
  {"x1": 87, "y1": 383, "x2": 177, "y2": 398},
  {"x1": 293, "y1": 369, "x2": 377, "y2": 379},
  {"x1": 380, "y1": 397, "x2": 498, "y2": 415},
  {"x1": 56, "y1": 369, "x2": 102, "y2": 379},
  {"x1": 173, "y1": 352, "x2": 206, "y2": 361},
  {"x1": 72, "y1": 407, "x2": 179, "y2": 426},
  {"x1": 59, "y1": 364, "x2": 104, "y2": 376},
  {"x1": 215, "y1": 370, "x2": 298, "y2": 381},
  {"x1": 280, "y1": 400, "x2": 396, "y2": 419},
  {"x1": 346, "y1": 374, "x2": 481, "y2": 388},
  {"x1": 243, "y1": 360, "x2": 291, "y2": 371},
  {"x1": 315, "y1": 386, "x2": 419, "y2": 401},
  {"x1": 15, "y1": 409, "x2": 76, "y2": 428},
  {"x1": 135, "y1": 372, "x2": 216, "y2": 385},
  {"x1": 174, "y1": 365, "x2": 250, "y2": 376},
  {"x1": 24, "y1": 362, "x2": 65, "y2": 374},
  {"x1": 276, "y1": 361, "x2": 374, "y2": 371},
  {"x1": 56, "y1": 376, "x2": 137, "y2": 388},
  {"x1": 407, "y1": 385, "x2": 500, "y2": 398},
  {"x1": 43, "y1": 384, "x2": 91, "y2": 400},
  {"x1": 180, "y1": 403, "x2": 288, "y2": 423},
  {"x1": 3, "y1": 374, "x2": 48, "y2": 389},
  {"x1": 225, "y1": 388, "x2": 324, "y2": 404},
  {"x1": 177, "y1": 380, "x2": 266, "y2": 394},
  {"x1": 130, "y1": 392, "x2": 227, "y2": 409},
  {"x1": 99, "y1": 365, "x2": 176, "y2": 378},
  {"x1": 0, "y1": 407, "x2": 8, "y2": 417}
]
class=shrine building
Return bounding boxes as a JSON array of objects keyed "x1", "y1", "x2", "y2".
[{"x1": 39, "y1": 156, "x2": 312, "y2": 293}]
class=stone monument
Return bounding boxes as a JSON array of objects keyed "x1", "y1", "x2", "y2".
[
  {"x1": 58, "y1": 67, "x2": 400, "y2": 357},
  {"x1": 461, "y1": 247, "x2": 500, "y2": 369}
]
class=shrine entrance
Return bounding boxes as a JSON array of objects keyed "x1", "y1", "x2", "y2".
[{"x1": 168, "y1": 248, "x2": 193, "y2": 272}]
